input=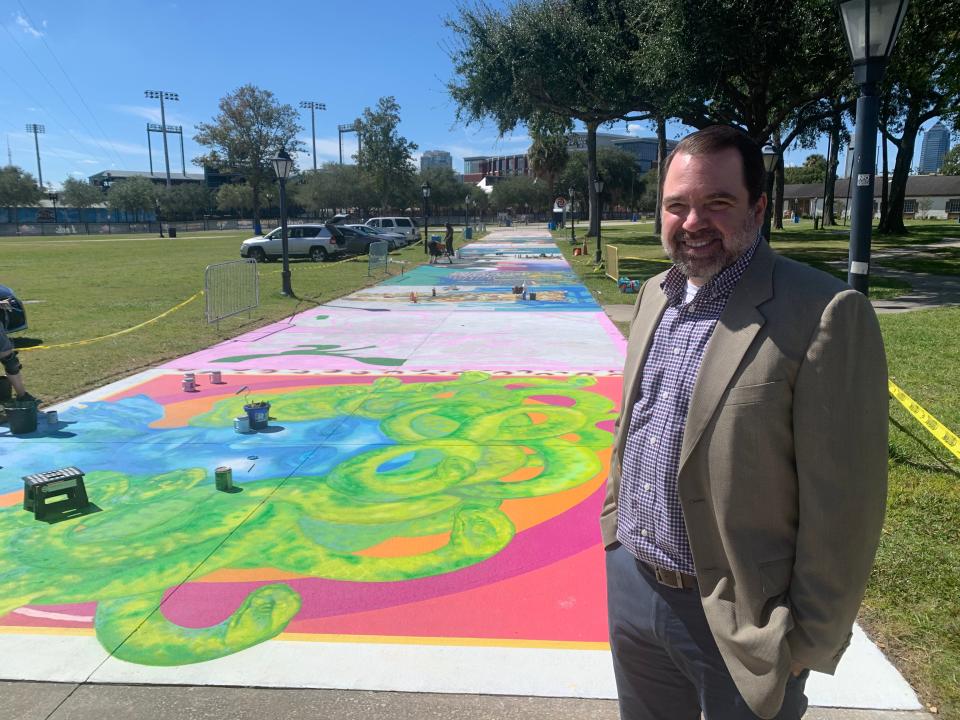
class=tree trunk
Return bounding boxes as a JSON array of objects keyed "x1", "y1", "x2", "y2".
[
  {"x1": 824, "y1": 112, "x2": 840, "y2": 225},
  {"x1": 655, "y1": 116, "x2": 666, "y2": 235},
  {"x1": 586, "y1": 122, "x2": 599, "y2": 238},
  {"x1": 877, "y1": 103, "x2": 922, "y2": 235},
  {"x1": 774, "y1": 138, "x2": 785, "y2": 230},
  {"x1": 880, "y1": 127, "x2": 889, "y2": 227}
]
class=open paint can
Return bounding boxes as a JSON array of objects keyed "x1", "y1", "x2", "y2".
[
  {"x1": 210, "y1": 370, "x2": 223, "y2": 384},
  {"x1": 234, "y1": 415, "x2": 251, "y2": 433},
  {"x1": 215, "y1": 466, "x2": 233, "y2": 492},
  {"x1": 45, "y1": 410, "x2": 58, "y2": 426}
]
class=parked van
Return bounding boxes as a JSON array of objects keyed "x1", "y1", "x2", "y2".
[{"x1": 365, "y1": 217, "x2": 420, "y2": 243}]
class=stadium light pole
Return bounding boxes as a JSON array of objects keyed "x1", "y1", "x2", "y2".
[
  {"x1": 272, "y1": 148, "x2": 295, "y2": 296},
  {"x1": 422, "y1": 182, "x2": 431, "y2": 254},
  {"x1": 25, "y1": 124, "x2": 45, "y2": 188},
  {"x1": 839, "y1": 0, "x2": 909, "y2": 296},
  {"x1": 594, "y1": 175, "x2": 604, "y2": 263},
  {"x1": 299, "y1": 101, "x2": 326, "y2": 171},
  {"x1": 144, "y1": 90, "x2": 179, "y2": 187}
]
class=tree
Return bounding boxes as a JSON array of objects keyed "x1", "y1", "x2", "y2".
[
  {"x1": 194, "y1": 84, "x2": 302, "y2": 228},
  {"x1": 557, "y1": 148, "x2": 641, "y2": 209},
  {"x1": 158, "y1": 184, "x2": 214, "y2": 221},
  {"x1": 107, "y1": 177, "x2": 157, "y2": 221},
  {"x1": 942, "y1": 145, "x2": 960, "y2": 175},
  {"x1": 290, "y1": 164, "x2": 376, "y2": 217},
  {"x1": 216, "y1": 182, "x2": 273, "y2": 216},
  {"x1": 489, "y1": 176, "x2": 551, "y2": 213},
  {"x1": 877, "y1": 0, "x2": 960, "y2": 234},
  {"x1": 419, "y1": 166, "x2": 465, "y2": 214},
  {"x1": 448, "y1": 0, "x2": 651, "y2": 238},
  {"x1": 528, "y1": 128, "x2": 570, "y2": 199},
  {"x1": 784, "y1": 154, "x2": 828, "y2": 185},
  {"x1": 0, "y1": 166, "x2": 43, "y2": 214},
  {"x1": 355, "y1": 96, "x2": 418, "y2": 211},
  {"x1": 60, "y1": 177, "x2": 104, "y2": 215}
]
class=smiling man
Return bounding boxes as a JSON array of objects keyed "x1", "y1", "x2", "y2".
[{"x1": 600, "y1": 125, "x2": 889, "y2": 719}]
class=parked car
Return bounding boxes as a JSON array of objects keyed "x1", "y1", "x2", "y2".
[
  {"x1": 344, "y1": 224, "x2": 407, "y2": 250},
  {"x1": 239, "y1": 224, "x2": 346, "y2": 262},
  {"x1": 336, "y1": 225, "x2": 379, "y2": 255},
  {"x1": 0, "y1": 284, "x2": 27, "y2": 333},
  {"x1": 365, "y1": 217, "x2": 420, "y2": 243}
]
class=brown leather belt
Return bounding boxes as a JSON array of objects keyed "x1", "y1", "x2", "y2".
[{"x1": 639, "y1": 560, "x2": 698, "y2": 590}]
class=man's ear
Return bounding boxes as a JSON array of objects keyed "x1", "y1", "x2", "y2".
[{"x1": 755, "y1": 193, "x2": 769, "y2": 223}]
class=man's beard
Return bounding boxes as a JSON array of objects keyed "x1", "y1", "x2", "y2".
[{"x1": 663, "y1": 217, "x2": 758, "y2": 283}]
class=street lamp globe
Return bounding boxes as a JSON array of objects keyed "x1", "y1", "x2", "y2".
[
  {"x1": 761, "y1": 145, "x2": 778, "y2": 173},
  {"x1": 839, "y1": 0, "x2": 909, "y2": 82},
  {"x1": 593, "y1": 175, "x2": 604, "y2": 194},
  {"x1": 271, "y1": 148, "x2": 294, "y2": 180},
  {"x1": 422, "y1": 182, "x2": 431, "y2": 199}
]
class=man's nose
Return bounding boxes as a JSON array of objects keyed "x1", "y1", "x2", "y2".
[{"x1": 682, "y1": 206, "x2": 709, "y2": 232}]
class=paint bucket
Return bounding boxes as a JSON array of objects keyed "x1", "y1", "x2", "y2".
[
  {"x1": 210, "y1": 370, "x2": 223, "y2": 384},
  {"x1": 182, "y1": 378, "x2": 196, "y2": 392},
  {"x1": 528, "y1": 292, "x2": 537, "y2": 300},
  {"x1": 244, "y1": 403, "x2": 270, "y2": 430},
  {"x1": 215, "y1": 466, "x2": 233, "y2": 492},
  {"x1": 44, "y1": 410, "x2": 59, "y2": 426},
  {"x1": 234, "y1": 415, "x2": 251, "y2": 433},
  {"x1": 4, "y1": 399, "x2": 38, "y2": 435},
  {"x1": 184, "y1": 372, "x2": 196, "y2": 382}
]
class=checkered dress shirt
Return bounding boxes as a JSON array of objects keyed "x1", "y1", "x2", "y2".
[{"x1": 617, "y1": 236, "x2": 761, "y2": 573}]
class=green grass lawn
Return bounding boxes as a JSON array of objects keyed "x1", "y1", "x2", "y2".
[
  {"x1": 558, "y1": 220, "x2": 960, "y2": 717},
  {"x1": 1, "y1": 230, "x2": 454, "y2": 403}
]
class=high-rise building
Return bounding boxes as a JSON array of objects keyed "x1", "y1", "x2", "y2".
[
  {"x1": 421, "y1": 150, "x2": 453, "y2": 172},
  {"x1": 919, "y1": 122, "x2": 951, "y2": 174}
]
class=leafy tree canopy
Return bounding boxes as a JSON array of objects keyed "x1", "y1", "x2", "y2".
[
  {"x1": 0, "y1": 166, "x2": 43, "y2": 208},
  {"x1": 194, "y1": 84, "x2": 302, "y2": 222},
  {"x1": 107, "y1": 177, "x2": 158, "y2": 219},
  {"x1": 941, "y1": 145, "x2": 960, "y2": 176},
  {"x1": 784, "y1": 154, "x2": 828, "y2": 185},
  {"x1": 489, "y1": 175, "x2": 552, "y2": 212},
  {"x1": 355, "y1": 96, "x2": 418, "y2": 211},
  {"x1": 60, "y1": 177, "x2": 104, "y2": 210}
]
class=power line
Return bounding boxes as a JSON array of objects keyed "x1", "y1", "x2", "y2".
[
  {"x1": 15, "y1": 0, "x2": 127, "y2": 168},
  {"x1": 0, "y1": 21, "x2": 124, "y2": 168}
]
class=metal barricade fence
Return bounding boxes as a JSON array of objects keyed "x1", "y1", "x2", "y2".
[
  {"x1": 204, "y1": 259, "x2": 259, "y2": 327},
  {"x1": 367, "y1": 240, "x2": 389, "y2": 276}
]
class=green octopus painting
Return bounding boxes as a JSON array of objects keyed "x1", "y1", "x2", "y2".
[{"x1": 0, "y1": 373, "x2": 615, "y2": 666}]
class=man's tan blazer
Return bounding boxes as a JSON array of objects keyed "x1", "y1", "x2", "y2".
[{"x1": 600, "y1": 240, "x2": 888, "y2": 719}]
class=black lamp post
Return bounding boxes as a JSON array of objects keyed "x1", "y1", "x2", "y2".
[
  {"x1": 271, "y1": 147, "x2": 295, "y2": 296},
  {"x1": 568, "y1": 186, "x2": 576, "y2": 243},
  {"x1": 594, "y1": 175, "x2": 604, "y2": 263},
  {"x1": 839, "y1": 0, "x2": 909, "y2": 295},
  {"x1": 421, "y1": 181, "x2": 432, "y2": 254},
  {"x1": 761, "y1": 145, "x2": 778, "y2": 241},
  {"x1": 48, "y1": 191, "x2": 58, "y2": 224},
  {"x1": 464, "y1": 194, "x2": 471, "y2": 232}
]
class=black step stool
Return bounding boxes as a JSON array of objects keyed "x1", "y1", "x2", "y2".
[{"x1": 23, "y1": 467, "x2": 88, "y2": 520}]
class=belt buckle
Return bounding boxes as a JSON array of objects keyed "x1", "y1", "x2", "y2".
[{"x1": 655, "y1": 566, "x2": 684, "y2": 589}]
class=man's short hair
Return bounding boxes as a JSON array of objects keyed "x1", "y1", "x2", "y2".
[{"x1": 663, "y1": 125, "x2": 766, "y2": 204}]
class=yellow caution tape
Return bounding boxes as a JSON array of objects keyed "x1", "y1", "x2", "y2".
[
  {"x1": 889, "y1": 380, "x2": 960, "y2": 461},
  {"x1": 20, "y1": 291, "x2": 203, "y2": 352}
]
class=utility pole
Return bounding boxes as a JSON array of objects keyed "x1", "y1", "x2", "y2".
[
  {"x1": 144, "y1": 90, "x2": 179, "y2": 187},
  {"x1": 299, "y1": 101, "x2": 326, "y2": 171},
  {"x1": 25, "y1": 124, "x2": 45, "y2": 187}
]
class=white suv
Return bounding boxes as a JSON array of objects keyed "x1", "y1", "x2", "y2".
[
  {"x1": 365, "y1": 217, "x2": 420, "y2": 243},
  {"x1": 240, "y1": 224, "x2": 346, "y2": 262}
]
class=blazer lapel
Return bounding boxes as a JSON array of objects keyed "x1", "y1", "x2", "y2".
[
  {"x1": 678, "y1": 241, "x2": 776, "y2": 472},
  {"x1": 616, "y1": 277, "x2": 669, "y2": 466}
]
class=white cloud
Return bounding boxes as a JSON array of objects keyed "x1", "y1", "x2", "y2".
[
  {"x1": 112, "y1": 104, "x2": 189, "y2": 128},
  {"x1": 14, "y1": 12, "x2": 44, "y2": 38}
]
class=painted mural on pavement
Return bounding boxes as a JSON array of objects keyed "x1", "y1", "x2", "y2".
[{"x1": 0, "y1": 231, "x2": 624, "y2": 671}]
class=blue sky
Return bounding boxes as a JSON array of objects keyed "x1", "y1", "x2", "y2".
[{"x1": 0, "y1": 0, "x2": 935, "y2": 189}]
